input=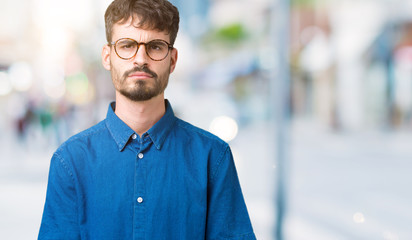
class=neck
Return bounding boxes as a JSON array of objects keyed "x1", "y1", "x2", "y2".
[{"x1": 114, "y1": 93, "x2": 166, "y2": 137}]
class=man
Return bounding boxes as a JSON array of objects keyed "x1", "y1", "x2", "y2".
[{"x1": 38, "y1": 0, "x2": 256, "y2": 239}]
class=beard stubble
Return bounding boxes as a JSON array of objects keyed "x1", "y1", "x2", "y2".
[{"x1": 112, "y1": 64, "x2": 170, "y2": 102}]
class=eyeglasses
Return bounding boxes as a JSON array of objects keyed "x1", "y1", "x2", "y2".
[{"x1": 109, "y1": 38, "x2": 173, "y2": 61}]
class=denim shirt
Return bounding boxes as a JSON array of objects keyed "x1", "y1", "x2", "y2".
[{"x1": 39, "y1": 100, "x2": 256, "y2": 240}]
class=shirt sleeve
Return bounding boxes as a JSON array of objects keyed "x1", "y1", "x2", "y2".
[
  {"x1": 38, "y1": 153, "x2": 81, "y2": 240},
  {"x1": 206, "y1": 146, "x2": 256, "y2": 240}
]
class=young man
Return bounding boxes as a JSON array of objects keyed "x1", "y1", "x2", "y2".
[{"x1": 38, "y1": 0, "x2": 256, "y2": 239}]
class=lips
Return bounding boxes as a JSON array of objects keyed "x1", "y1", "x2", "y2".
[{"x1": 128, "y1": 72, "x2": 153, "y2": 79}]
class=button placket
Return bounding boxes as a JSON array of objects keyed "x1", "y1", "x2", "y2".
[{"x1": 133, "y1": 140, "x2": 146, "y2": 238}]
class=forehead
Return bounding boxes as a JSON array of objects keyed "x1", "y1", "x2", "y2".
[{"x1": 112, "y1": 17, "x2": 170, "y2": 42}]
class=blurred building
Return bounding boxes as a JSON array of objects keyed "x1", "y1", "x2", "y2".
[{"x1": 290, "y1": 0, "x2": 412, "y2": 132}]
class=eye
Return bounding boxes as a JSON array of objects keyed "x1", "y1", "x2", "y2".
[
  {"x1": 148, "y1": 41, "x2": 166, "y2": 51},
  {"x1": 117, "y1": 40, "x2": 137, "y2": 49},
  {"x1": 123, "y1": 44, "x2": 133, "y2": 49}
]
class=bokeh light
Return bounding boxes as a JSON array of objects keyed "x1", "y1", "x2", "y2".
[
  {"x1": 209, "y1": 116, "x2": 239, "y2": 142},
  {"x1": 42, "y1": 67, "x2": 66, "y2": 100},
  {"x1": 353, "y1": 212, "x2": 365, "y2": 224},
  {"x1": 0, "y1": 71, "x2": 12, "y2": 96},
  {"x1": 65, "y1": 72, "x2": 94, "y2": 105},
  {"x1": 9, "y1": 62, "x2": 33, "y2": 92}
]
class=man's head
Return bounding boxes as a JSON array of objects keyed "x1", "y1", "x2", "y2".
[
  {"x1": 105, "y1": 0, "x2": 179, "y2": 45},
  {"x1": 102, "y1": 0, "x2": 180, "y2": 102}
]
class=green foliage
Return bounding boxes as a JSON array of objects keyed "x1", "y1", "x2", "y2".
[
  {"x1": 201, "y1": 22, "x2": 249, "y2": 50},
  {"x1": 215, "y1": 23, "x2": 248, "y2": 42},
  {"x1": 291, "y1": 0, "x2": 318, "y2": 7}
]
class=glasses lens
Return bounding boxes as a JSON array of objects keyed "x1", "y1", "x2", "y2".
[
  {"x1": 146, "y1": 40, "x2": 169, "y2": 60},
  {"x1": 115, "y1": 39, "x2": 138, "y2": 59}
]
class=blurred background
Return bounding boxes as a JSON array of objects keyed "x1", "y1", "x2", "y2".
[{"x1": 1, "y1": 0, "x2": 412, "y2": 239}]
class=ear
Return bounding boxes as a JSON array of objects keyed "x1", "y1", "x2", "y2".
[
  {"x1": 169, "y1": 48, "x2": 178, "y2": 73},
  {"x1": 102, "y1": 44, "x2": 112, "y2": 71}
]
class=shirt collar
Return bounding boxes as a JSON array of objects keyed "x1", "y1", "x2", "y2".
[
  {"x1": 105, "y1": 102, "x2": 136, "y2": 151},
  {"x1": 105, "y1": 100, "x2": 177, "y2": 151},
  {"x1": 147, "y1": 99, "x2": 177, "y2": 150}
]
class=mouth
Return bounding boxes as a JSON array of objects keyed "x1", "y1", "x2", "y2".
[{"x1": 128, "y1": 72, "x2": 153, "y2": 80}]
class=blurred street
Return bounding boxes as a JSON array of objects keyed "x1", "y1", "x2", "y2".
[
  {"x1": 0, "y1": 128, "x2": 51, "y2": 240},
  {"x1": 1, "y1": 119, "x2": 412, "y2": 240},
  {"x1": 286, "y1": 120, "x2": 412, "y2": 240}
]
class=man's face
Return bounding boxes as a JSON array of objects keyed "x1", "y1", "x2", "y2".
[{"x1": 102, "y1": 17, "x2": 178, "y2": 102}]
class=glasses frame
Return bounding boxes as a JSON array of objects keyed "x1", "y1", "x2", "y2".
[{"x1": 109, "y1": 38, "x2": 173, "y2": 61}]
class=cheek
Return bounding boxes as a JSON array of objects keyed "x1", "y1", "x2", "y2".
[
  {"x1": 110, "y1": 60, "x2": 129, "y2": 77},
  {"x1": 159, "y1": 61, "x2": 172, "y2": 74},
  {"x1": 159, "y1": 64, "x2": 172, "y2": 76},
  {"x1": 110, "y1": 63, "x2": 125, "y2": 84}
]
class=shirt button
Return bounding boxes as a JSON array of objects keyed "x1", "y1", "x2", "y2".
[
  {"x1": 137, "y1": 197, "x2": 143, "y2": 203},
  {"x1": 138, "y1": 153, "x2": 144, "y2": 159},
  {"x1": 132, "y1": 134, "x2": 137, "y2": 140}
]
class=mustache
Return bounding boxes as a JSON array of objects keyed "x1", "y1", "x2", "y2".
[{"x1": 123, "y1": 65, "x2": 158, "y2": 79}]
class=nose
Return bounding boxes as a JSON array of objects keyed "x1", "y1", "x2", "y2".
[{"x1": 133, "y1": 44, "x2": 149, "y2": 65}]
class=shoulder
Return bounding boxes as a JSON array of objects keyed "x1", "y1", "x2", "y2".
[
  {"x1": 173, "y1": 118, "x2": 236, "y2": 182},
  {"x1": 54, "y1": 120, "x2": 107, "y2": 158},
  {"x1": 173, "y1": 118, "x2": 231, "y2": 170},
  {"x1": 174, "y1": 118, "x2": 228, "y2": 148}
]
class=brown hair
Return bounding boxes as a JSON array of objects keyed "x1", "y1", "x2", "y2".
[{"x1": 104, "y1": 0, "x2": 180, "y2": 45}]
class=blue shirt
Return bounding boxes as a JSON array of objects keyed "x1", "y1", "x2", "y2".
[{"x1": 39, "y1": 100, "x2": 256, "y2": 240}]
